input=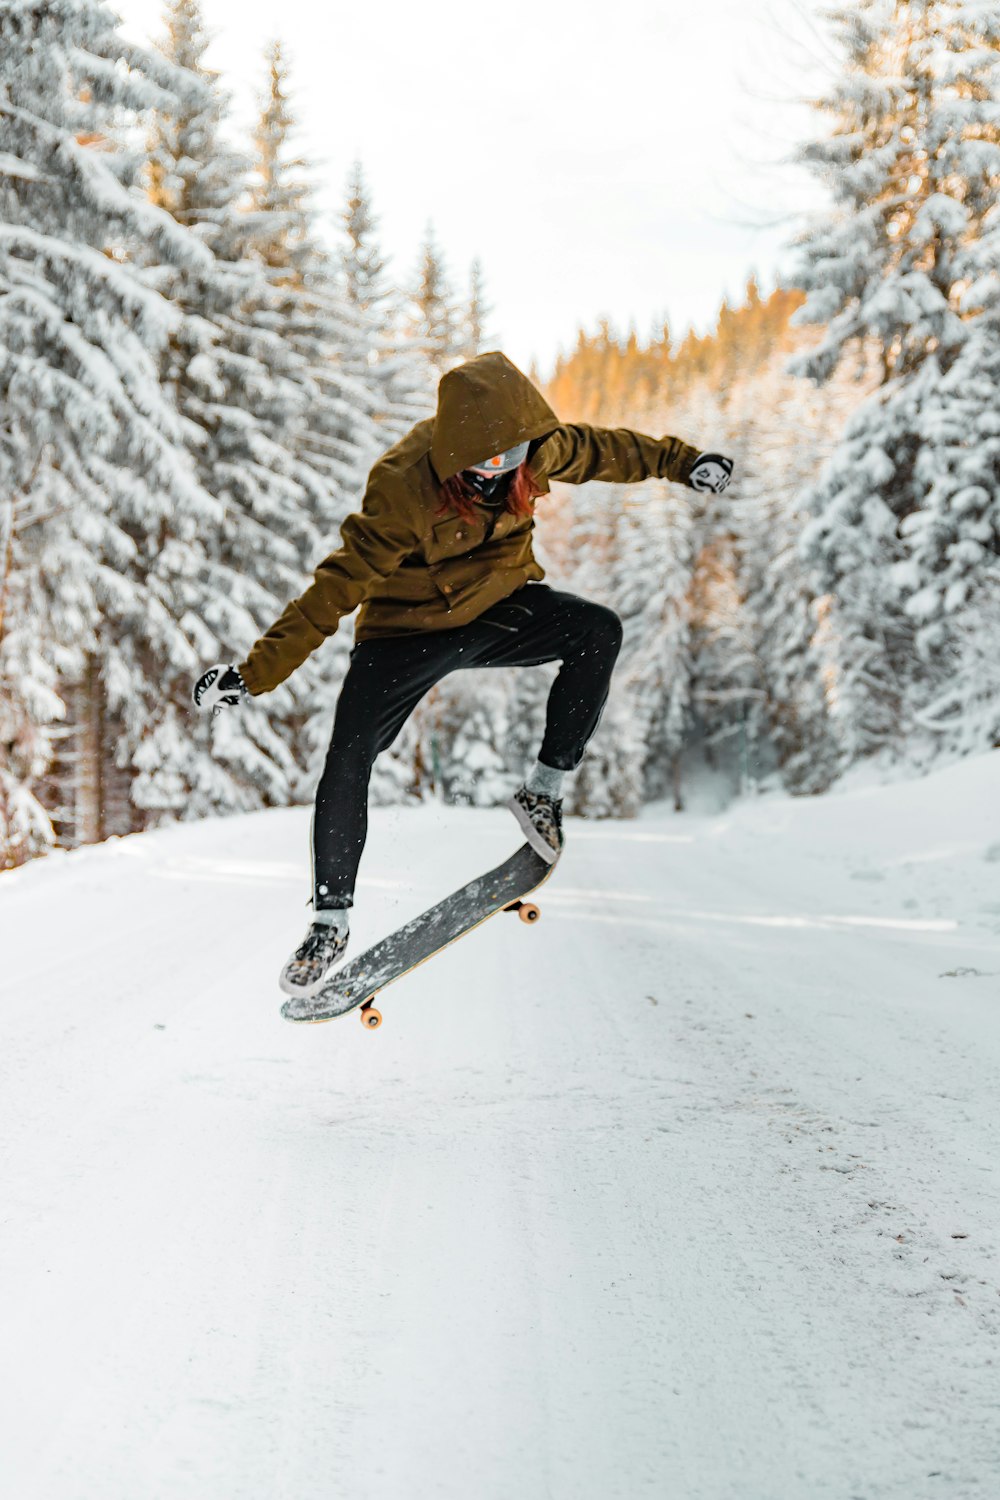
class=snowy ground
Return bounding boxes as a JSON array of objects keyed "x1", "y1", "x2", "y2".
[{"x1": 2, "y1": 754, "x2": 999, "y2": 1500}]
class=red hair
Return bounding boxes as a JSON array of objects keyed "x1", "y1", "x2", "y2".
[{"x1": 437, "y1": 462, "x2": 544, "y2": 523}]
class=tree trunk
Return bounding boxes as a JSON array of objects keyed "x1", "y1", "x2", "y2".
[{"x1": 75, "y1": 656, "x2": 105, "y2": 846}]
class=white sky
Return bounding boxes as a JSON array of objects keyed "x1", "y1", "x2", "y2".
[{"x1": 114, "y1": 0, "x2": 835, "y2": 374}]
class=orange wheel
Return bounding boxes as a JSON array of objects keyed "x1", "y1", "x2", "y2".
[
  {"x1": 360, "y1": 1004, "x2": 382, "y2": 1029},
  {"x1": 519, "y1": 903, "x2": 541, "y2": 924}
]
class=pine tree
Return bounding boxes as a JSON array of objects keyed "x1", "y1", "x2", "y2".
[
  {"x1": 437, "y1": 672, "x2": 512, "y2": 806},
  {"x1": 146, "y1": 0, "x2": 238, "y2": 241},
  {"x1": 133, "y1": 6, "x2": 336, "y2": 821},
  {"x1": 340, "y1": 159, "x2": 391, "y2": 318},
  {"x1": 461, "y1": 257, "x2": 492, "y2": 359},
  {"x1": 244, "y1": 38, "x2": 413, "y2": 795},
  {"x1": 899, "y1": 292, "x2": 1000, "y2": 751},
  {"x1": 408, "y1": 224, "x2": 463, "y2": 372},
  {"x1": 247, "y1": 44, "x2": 427, "y2": 473},
  {"x1": 248, "y1": 40, "x2": 310, "y2": 276},
  {"x1": 618, "y1": 486, "x2": 695, "y2": 810},
  {"x1": 686, "y1": 533, "x2": 763, "y2": 793},
  {"x1": 788, "y1": 0, "x2": 1000, "y2": 762},
  {"x1": 335, "y1": 159, "x2": 435, "y2": 445},
  {"x1": 732, "y1": 353, "x2": 869, "y2": 790},
  {"x1": 0, "y1": 474, "x2": 62, "y2": 864},
  {"x1": 245, "y1": 42, "x2": 437, "y2": 791},
  {"x1": 528, "y1": 475, "x2": 695, "y2": 818},
  {"x1": 0, "y1": 0, "x2": 222, "y2": 860}
]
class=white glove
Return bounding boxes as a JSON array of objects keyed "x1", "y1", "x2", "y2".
[
  {"x1": 689, "y1": 452, "x2": 734, "y2": 494},
  {"x1": 192, "y1": 663, "x2": 249, "y2": 714}
]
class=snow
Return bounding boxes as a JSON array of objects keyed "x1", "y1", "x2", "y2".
[{"x1": 2, "y1": 753, "x2": 1000, "y2": 1498}]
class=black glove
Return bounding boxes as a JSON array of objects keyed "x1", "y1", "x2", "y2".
[
  {"x1": 192, "y1": 663, "x2": 249, "y2": 714},
  {"x1": 688, "y1": 452, "x2": 734, "y2": 494}
]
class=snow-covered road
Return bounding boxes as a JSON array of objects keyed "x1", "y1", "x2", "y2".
[{"x1": 2, "y1": 756, "x2": 999, "y2": 1499}]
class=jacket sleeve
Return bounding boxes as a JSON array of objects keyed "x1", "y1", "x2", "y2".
[
  {"x1": 238, "y1": 475, "x2": 420, "y2": 696},
  {"x1": 533, "y1": 423, "x2": 700, "y2": 488}
]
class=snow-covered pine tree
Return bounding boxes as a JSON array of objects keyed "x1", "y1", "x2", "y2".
[
  {"x1": 900, "y1": 288, "x2": 1000, "y2": 752},
  {"x1": 250, "y1": 122, "x2": 380, "y2": 541},
  {"x1": 340, "y1": 159, "x2": 391, "y2": 319},
  {"x1": 635, "y1": 377, "x2": 766, "y2": 799},
  {"x1": 135, "y1": 0, "x2": 348, "y2": 820},
  {"x1": 249, "y1": 44, "x2": 431, "y2": 495},
  {"x1": 788, "y1": 0, "x2": 1000, "y2": 764},
  {"x1": 525, "y1": 472, "x2": 695, "y2": 819},
  {"x1": 238, "y1": 39, "x2": 386, "y2": 790},
  {"x1": 436, "y1": 672, "x2": 512, "y2": 807},
  {"x1": 0, "y1": 473, "x2": 62, "y2": 864},
  {"x1": 639, "y1": 517, "x2": 695, "y2": 809},
  {"x1": 604, "y1": 482, "x2": 694, "y2": 813},
  {"x1": 686, "y1": 533, "x2": 763, "y2": 795},
  {"x1": 722, "y1": 332, "x2": 879, "y2": 790},
  {"x1": 733, "y1": 365, "x2": 843, "y2": 792},
  {"x1": 892, "y1": 15, "x2": 1000, "y2": 755},
  {"x1": 0, "y1": 0, "x2": 224, "y2": 859},
  {"x1": 245, "y1": 40, "x2": 436, "y2": 789},
  {"x1": 335, "y1": 159, "x2": 433, "y2": 444}
]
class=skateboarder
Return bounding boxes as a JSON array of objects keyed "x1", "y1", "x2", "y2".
[{"x1": 194, "y1": 351, "x2": 733, "y2": 997}]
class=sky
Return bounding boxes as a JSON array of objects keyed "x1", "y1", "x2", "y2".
[{"x1": 114, "y1": 0, "x2": 835, "y2": 374}]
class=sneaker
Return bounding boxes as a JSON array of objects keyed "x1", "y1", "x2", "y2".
[
  {"x1": 507, "y1": 784, "x2": 563, "y2": 864},
  {"x1": 279, "y1": 920, "x2": 349, "y2": 998}
]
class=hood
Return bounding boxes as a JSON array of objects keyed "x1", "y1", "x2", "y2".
[{"x1": 430, "y1": 351, "x2": 560, "y2": 480}]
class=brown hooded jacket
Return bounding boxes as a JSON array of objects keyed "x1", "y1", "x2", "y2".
[{"x1": 238, "y1": 351, "x2": 700, "y2": 695}]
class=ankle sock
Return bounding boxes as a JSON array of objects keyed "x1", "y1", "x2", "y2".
[
  {"x1": 525, "y1": 760, "x2": 565, "y2": 799},
  {"x1": 312, "y1": 906, "x2": 349, "y2": 932}
]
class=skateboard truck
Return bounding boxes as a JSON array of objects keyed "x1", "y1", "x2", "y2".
[{"x1": 502, "y1": 898, "x2": 541, "y2": 925}]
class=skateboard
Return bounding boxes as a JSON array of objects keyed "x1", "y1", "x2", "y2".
[{"x1": 280, "y1": 841, "x2": 557, "y2": 1029}]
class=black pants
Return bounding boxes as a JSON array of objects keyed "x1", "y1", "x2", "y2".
[{"x1": 312, "y1": 584, "x2": 623, "y2": 908}]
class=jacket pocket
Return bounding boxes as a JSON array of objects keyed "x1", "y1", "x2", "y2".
[
  {"x1": 426, "y1": 515, "x2": 481, "y2": 562},
  {"x1": 428, "y1": 561, "x2": 505, "y2": 615}
]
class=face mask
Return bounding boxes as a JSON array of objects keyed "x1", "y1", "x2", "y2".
[{"x1": 463, "y1": 468, "x2": 509, "y2": 499}]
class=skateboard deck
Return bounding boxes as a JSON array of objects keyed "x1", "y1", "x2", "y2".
[{"x1": 281, "y1": 841, "x2": 556, "y2": 1028}]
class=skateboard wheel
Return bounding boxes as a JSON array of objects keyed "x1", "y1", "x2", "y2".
[
  {"x1": 519, "y1": 903, "x2": 540, "y2": 924},
  {"x1": 360, "y1": 1004, "x2": 382, "y2": 1029}
]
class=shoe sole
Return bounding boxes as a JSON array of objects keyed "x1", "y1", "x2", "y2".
[
  {"x1": 506, "y1": 796, "x2": 561, "y2": 865},
  {"x1": 279, "y1": 968, "x2": 330, "y2": 1000}
]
